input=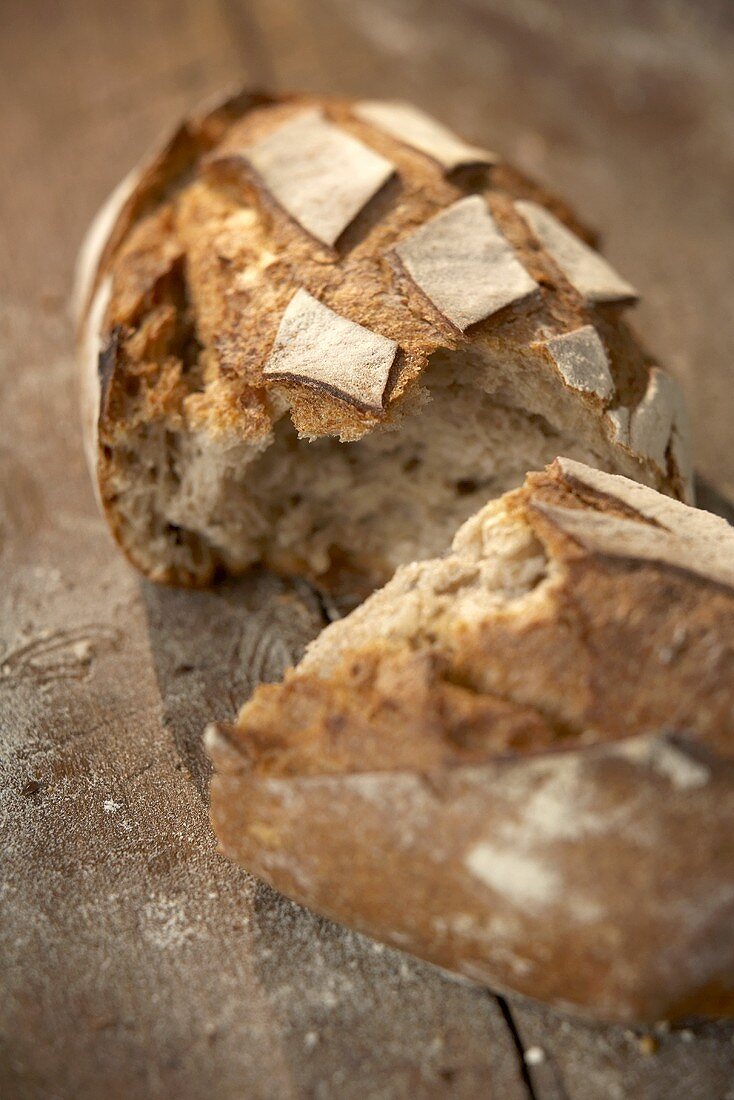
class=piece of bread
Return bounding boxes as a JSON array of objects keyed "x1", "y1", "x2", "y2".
[
  {"x1": 76, "y1": 90, "x2": 692, "y2": 602},
  {"x1": 206, "y1": 458, "x2": 734, "y2": 1024}
]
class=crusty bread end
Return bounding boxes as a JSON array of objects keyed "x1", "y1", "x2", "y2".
[{"x1": 207, "y1": 459, "x2": 734, "y2": 1023}]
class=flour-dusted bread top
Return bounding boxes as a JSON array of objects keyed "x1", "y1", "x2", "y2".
[
  {"x1": 207, "y1": 460, "x2": 734, "y2": 1023},
  {"x1": 515, "y1": 200, "x2": 639, "y2": 305},
  {"x1": 262, "y1": 288, "x2": 399, "y2": 412},
  {"x1": 77, "y1": 89, "x2": 690, "y2": 467},
  {"x1": 353, "y1": 100, "x2": 499, "y2": 171},
  {"x1": 240, "y1": 107, "x2": 395, "y2": 247},
  {"x1": 75, "y1": 90, "x2": 693, "y2": 588},
  {"x1": 392, "y1": 194, "x2": 539, "y2": 331}
]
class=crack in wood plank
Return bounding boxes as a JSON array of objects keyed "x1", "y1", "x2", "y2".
[{"x1": 497, "y1": 995, "x2": 540, "y2": 1100}]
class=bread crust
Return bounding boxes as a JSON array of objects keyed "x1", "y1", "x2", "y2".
[
  {"x1": 77, "y1": 92, "x2": 699, "y2": 594},
  {"x1": 79, "y1": 92, "x2": 695, "y2": 594},
  {"x1": 207, "y1": 459, "x2": 734, "y2": 1023}
]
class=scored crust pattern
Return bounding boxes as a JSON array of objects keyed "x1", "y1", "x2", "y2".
[
  {"x1": 79, "y1": 95, "x2": 688, "y2": 464},
  {"x1": 263, "y1": 288, "x2": 399, "y2": 412},
  {"x1": 238, "y1": 107, "x2": 395, "y2": 247},
  {"x1": 227, "y1": 105, "x2": 688, "y2": 489},
  {"x1": 76, "y1": 90, "x2": 695, "y2": 587},
  {"x1": 541, "y1": 457, "x2": 734, "y2": 587},
  {"x1": 515, "y1": 199, "x2": 639, "y2": 305},
  {"x1": 392, "y1": 195, "x2": 538, "y2": 330},
  {"x1": 353, "y1": 100, "x2": 499, "y2": 170},
  {"x1": 541, "y1": 325, "x2": 614, "y2": 400}
]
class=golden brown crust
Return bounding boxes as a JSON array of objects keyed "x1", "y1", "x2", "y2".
[
  {"x1": 207, "y1": 460, "x2": 734, "y2": 1023},
  {"x1": 76, "y1": 89, "x2": 693, "y2": 586},
  {"x1": 209, "y1": 740, "x2": 734, "y2": 1024}
]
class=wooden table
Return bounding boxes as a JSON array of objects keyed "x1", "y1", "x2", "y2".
[{"x1": 2, "y1": 1, "x2": 733, "y2": 1096}]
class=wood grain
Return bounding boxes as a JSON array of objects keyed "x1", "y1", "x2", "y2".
[{"x1": 1, "y1": 0, "x2": 733, "y2": 1096}]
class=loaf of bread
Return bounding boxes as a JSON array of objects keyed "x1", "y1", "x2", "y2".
[
  {"x1": 76, "y1": 90, "x2": 692, "y2": 602},
  {"x1": 207, "y1": 458, "x2": 734, "y2": 1024}
]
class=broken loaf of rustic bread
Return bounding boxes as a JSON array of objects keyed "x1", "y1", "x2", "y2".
[
  {"x1": 76, "y1": 90, "x2": 692, "y2": 600},
  {"x1": 207, "y1": 458, "x2": 734, "y2": 1024}
]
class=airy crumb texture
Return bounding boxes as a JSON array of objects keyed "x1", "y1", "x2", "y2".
[
  {"x1": 77, "y1": 89, "x2": 693, "y2": 595},
  {"x1": 207, "y1": 459, "x2": 734, "y2": 1025}
]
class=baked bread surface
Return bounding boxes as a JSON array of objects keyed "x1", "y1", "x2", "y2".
[
  {"x1": 77, "y1": 90, "x2": 692, "y2": 598},
  {"x1": 207, "y1": 459, "x2": 734, "y2": 1023}
]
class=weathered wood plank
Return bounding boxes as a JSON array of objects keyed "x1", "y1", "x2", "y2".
[{"x1": 141, "y1": 576, "x2": 531, "y2": 1099}]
